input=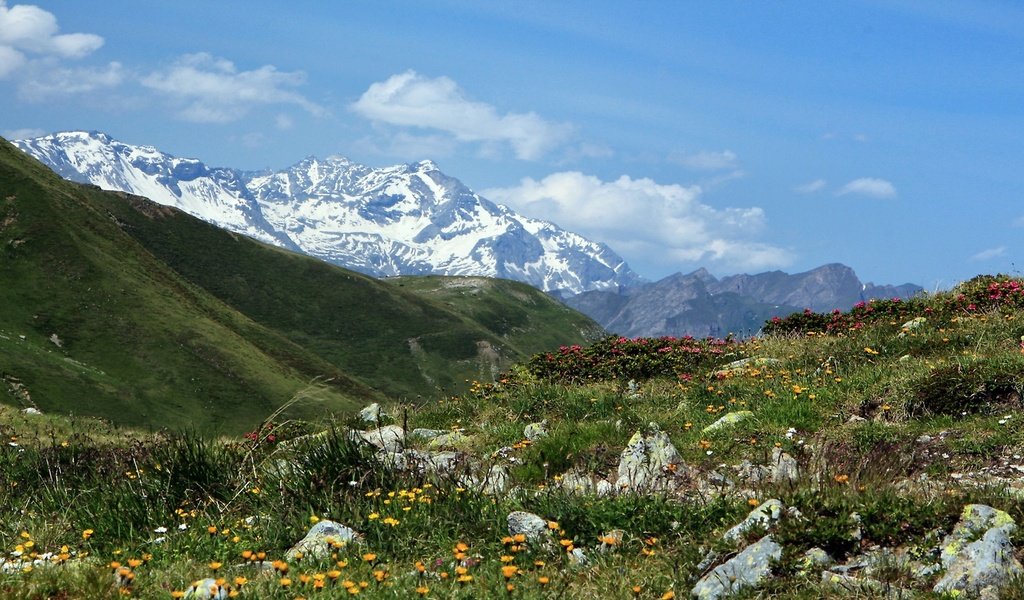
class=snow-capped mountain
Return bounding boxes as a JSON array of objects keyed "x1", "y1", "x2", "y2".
[{"x1": 14, "y1": 131, "x2": 641, "y2": 294}]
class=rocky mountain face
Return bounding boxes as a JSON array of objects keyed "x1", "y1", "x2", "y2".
[
  {"x1": 13, "y1": 131, "x2": 641, "y2": 295},
  {"x1": 564, "y1": 264, "x2": 923, "y2": 338}
]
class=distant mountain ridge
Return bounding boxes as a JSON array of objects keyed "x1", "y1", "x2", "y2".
[
  {"x1": 13, "y1": 131, "x2": 641, "y2": 295},
  {"x1": 565, "y1": 264, "x2": 923, "y2": 338}
]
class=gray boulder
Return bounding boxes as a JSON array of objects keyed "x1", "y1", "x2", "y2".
[
  {"x1": 615, "y1": 423, "x2": 688, "y2": 492},
  {"x1": 507, "y1": 511, "x2": 550, "y2": 543},
  {"x1": 352, "y1": 425, "x2": 404, "y2": 452},
  {"x1": 702, "y1": 411, "x2": 754, "y2": 434},
  {"x1": 691, "y1": 535, "x2": 781, "y2": 600},
  {"x1": 357, "y1": 402, "x2": 383, "y2": 424},
  {"x1": 722, "y1": 499, "x2": 783, "y2": 544},
  {"x1": 287, "y1": 520, "x2": 360, "y2": 561}
]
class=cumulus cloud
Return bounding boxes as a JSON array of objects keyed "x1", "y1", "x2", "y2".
[
  {"x1": 971, "y1": 246, "x2": 1007, "y2": 261},
  {"x1": 670, "y1": 149, "x2": 738, "y2": 171},
  {"x1": 0, "y1": 1, "x2": 105, "y2": 90},
  {"x1": 836, "y1": 177, "x2": 897, "y2": 199},
  {"x1": 794, "y1": 179, "x2": 826, "y2": 193},
  {"x1": 484, "y1": 171, "x2": 791, "y2": 272},
  {"x1": 141, "y1": 53, "x2": 323, "y2": 123},
  {"x1": 0, "y1": 1, "x2": 103, "y2": 60},
  {"x1": 351, "y1": 70, "x2": 572, "y2": 160}
]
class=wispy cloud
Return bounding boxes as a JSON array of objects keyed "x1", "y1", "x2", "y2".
[
  {"x1": 141, "y1": 53, "x2": 323, "y2": 123},
  {"x1": 669, "y1": 149, "x2": 738, "y2": 171},
  {"x1": 794, "y1": 179, "x2": 826, "y2": 194},
  {"x1": 2, "y1": 126, "x2": 43, "y2": 139},
  {"x1": 971, "y1": 246, "x2": 1007, "y2": 261},
  {"x1": 836, "y1": 177, "x2": 897, "y2": 199},
  {"x1": 484, "y1": 171, "x2": 791, "y2": 272},
  {"x1": 351, "y1": 70, "x2": 573, "y2": 160}
]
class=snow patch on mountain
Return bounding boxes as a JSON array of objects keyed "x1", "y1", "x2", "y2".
[{"x1": 13, "y1": 131, "x2": 641, "y2": 294}]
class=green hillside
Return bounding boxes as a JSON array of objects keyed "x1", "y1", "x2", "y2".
[
  {"x1": 0, "y1": 138, "x2": 604, "y2": 430},
  {"x1": 387, "y1": 275, "x2": 604, "y2": 356}
]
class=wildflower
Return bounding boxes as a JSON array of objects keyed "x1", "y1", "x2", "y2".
[
  {"x1": 416, "y1": 586, "x2": 429, "y2": 596},
  {"x1": 82, "y1": 529, "x2": 94, "y2": 540},
  {"x1": 662, "y1": 591, "x2": 676, "y2": 599},
  {"x1": 362, "y1": 553, "x2": 377, "y2": 563},
  {"x1": 502, "y1": 565, "x2": 519, "y2": 579},
  {"x1": 748, "y1": 497, "x2": 760, "y2": 507},
  {"x1": 279, "y1": 577, "x2": 292, "y2": 587},
  {"x1": 207, "y1": 526, "x2": 218, "y2": 535},
  {"x1": 538, "y1": 576, "x2": 550, "y2": 585},
  {"x1": 834, "y1": 474, "x2": 850, "y2": 484},
  {"x1": 209, "y1": 561, "x2": 222, "y2": 571},
  {"x1": 547, "y1": 521, "x2": 559, "y2": 530}
]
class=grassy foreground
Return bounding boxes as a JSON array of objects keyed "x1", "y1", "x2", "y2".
[{"x1": 4, "y1": 275, "x2": 1024, "y2": 598}]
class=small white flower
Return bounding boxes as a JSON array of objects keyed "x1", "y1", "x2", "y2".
[
  {"x1": 705, "y1": 450, "x2": 713, "y2": 456},
  {"x1": 177, "y1": 523, "x2": 188, "y2": 531},
  {"x1": 999, "y1": 419, "x2": 1008, "y2": 425},
  {"x1": 154, "y1": 526, "x2": 168, "y2": 534},
  {"x1": 348, "y1": 481, "x2": 358, "y2": 487},
  {"x1": 152, "y1": 536, "x2": 165, "y2": 544},
  {"x1": 7, "y1": 442, "x2": 18, "y2": 447}
]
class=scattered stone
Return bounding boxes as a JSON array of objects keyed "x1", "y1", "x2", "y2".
[
  {"x1": 183, "y1": 578, "x2": 229, "y2": 599},
  {"x1": 567, "y1": 547, "x2": 589, "y2": 567},
  {"x1": 615, "y1": 423, "x2": 688, "y2": 493},
  {"x1": 820, "y1": 570, "x2": 912, "y2": 599},
  {"x1": 464, "y1": 465, "x2": 510, "y2": 495},
  {"x1": 426, "y1": 430, "x2": 473, "y2": 450},
  {"x1": 899, "y1": 317, "x2": 927, "y2": 337},
  {"x1": 357, "y1": 403, "x2": 383, "y2": 424},
  {"x1": 523, "y1": 420, "x2": 549, "y2": 441},
  {"x1": 184, "y1": 578, "x2": 229, "y2": 599},
  {"x1": 714, "y1": 357, "x2": 782, "y2": 377},
  {"x1": 598, "y1": 529, "x2": 625, "y2": 552},
  {"x1": 404, "y1": 450, "x2": 462, "y2": 475},
  {"x1": 916, "y1": 434, "x2": 933, "y2": 444},
  {"x1": 48, "y1": 333, "x2": 62, "y2": 348},
  {"x1": 846, "y1": 415, "x2": 867, "y2": 424},
  {"x1": 691, "y1": 535, "x2": 781, "y2": 600},
  {"x1": 933, "y1": 504, "x2": 1023, "y2": 597},
  {"x1": 21, "y1": 407, "x2": 41, "y2": 415},
  {"x1": 409, "y1": 428, "x2": 446, "y2": 440},
  {"x1": 557, "y1": 471, "x2": 600, "y2": 495},
  {"x1": 352, "y1": 425, "x2": 404, "y2": 452},
  {"x1": 507, "y1": 511, "x2": 549, "y2": 543},
  {"x1": 702, "y1": 410, "x2": 754, "y2": 433},
  {"x1": 722, "y1": 499, "x2": 783, "y2": 544},
  {"x1": 287, "y1": 520, "x2": 360, "y2": 561},
  {"x1": 798, "y1": 547, "x2": 833, "y2": 573},
  {"x1": 769, "y1": 447, "x2": 798, "y2": 484}
]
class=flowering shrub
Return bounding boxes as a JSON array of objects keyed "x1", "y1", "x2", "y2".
[
  {"x1": 762, "y1": 275, "x2": 1024, "y2": 335},
  {"x1": 527, "y1": 335, "x2": 742, "y2": 383}
]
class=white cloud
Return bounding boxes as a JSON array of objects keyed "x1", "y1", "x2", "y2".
[
  {"x1": 17, "y1": 60, "x2": 123, "y2": 100},
  {"x1": 141, "y1": 53, "x2": 323, "y2": 123},
  {"x1": 836, "y1": 177, "x2": 897, "y2": 199},
  {"x1": 971, "y1": 246, "x2": 1007, "y2": 261},
  {"x1": 0, "y1": 44, "x2": 25, "y2": 78},
  {"x1": 351, "y1": 70, "x2": 572, "y2": 160},
  {"x1": 794, "y1": 179, "x2": 826, "y2": 193},
  {"x1": 0, "y1": 2, "x2": 103, "y2": 59},
  {"x1": 353, "y1": 131, "x2": 459, "y2": 160},
  {"x1": 484, "y1": 171, "x2": 791, "y2": 272},
  {"x1": 670, "y1": 149, "x2": 738, "y2": 171},
  {"x1": 275, "y1": 113, "x2": 294, "y2": 130}
]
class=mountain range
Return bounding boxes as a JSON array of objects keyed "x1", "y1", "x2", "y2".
[
  {"x1": 0, "y1": 137, "x2": 600, "y2": 432},
  {"x1": 13, "y1": 131, "x2": 640, "y2": 296},
  {"x1": 565, "y1": 265, "x2": 923, "y2": 338}
]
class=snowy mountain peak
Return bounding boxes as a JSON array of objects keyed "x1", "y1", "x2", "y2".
[{"x1": 13, "y1": 131, "x2": 642, "y2": 295}]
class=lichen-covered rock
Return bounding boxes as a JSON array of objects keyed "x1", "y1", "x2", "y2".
[
  {"x1": 507, "y1": 511, "x2": 549, "y2": 543},
  {"x1": 523, "y1": 420, "x2": 549, "y2": 441},
  {"x1": 722, "y1": 499, "x2": 783, "y2": 544},
  {"x1": 702, "y1": 411, "x2": 754, "y2": 433},
  {"x1": 426, "y1": 430, "x2": 473, "y2": 450},
  {"x1": 798, "y1": 547, "x2": 833, "y2": 573},
  {"x1": 691, "y1": 535, "x2": 781, "y2": 600},
  {"x1": 287, "y1": 520, "x2": 360, "y2": 561},
  {"x1": 464, "y1": 464, "x2": 509, "y2": 495},
  {"x1": 409, "y1": 428, "x2": 446, "y2": 440},
  {"x1": 933, "y1": 504, "x2": 1022, "y2": 597},
  {"x1": 615, "y1": 424, "x2": 688, "y2": 492}
]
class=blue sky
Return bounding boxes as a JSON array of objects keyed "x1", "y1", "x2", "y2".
[{"x1": 2, "y1": 1, "x2": 1022, "y2": 290}]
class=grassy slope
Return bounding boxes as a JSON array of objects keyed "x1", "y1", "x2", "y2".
[
  {"x1": 5, "y1": 280, "x2": 1024, "y2": 598},
  {"x1": 90, "y1": 193, "x2": 600, "y2": 400},
  {"x1": 0, "y1": 139, "x2": 380, "y2": 432},
  {"x1": 387, "y1": 275, "x2": 604, "y2": 356}
]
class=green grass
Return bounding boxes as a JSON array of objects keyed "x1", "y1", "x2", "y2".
[{"x1": 0, "y1": 139, "x2": 603, "y2": 432}]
